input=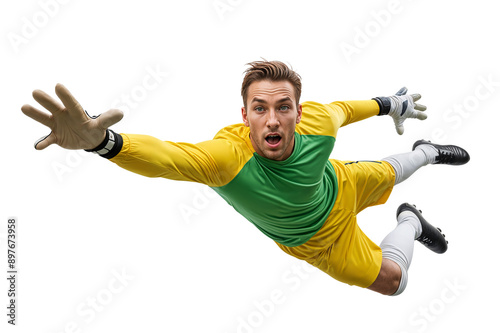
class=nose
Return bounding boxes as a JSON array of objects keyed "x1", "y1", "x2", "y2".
[{"x1": 266, "y1": 109, "x2": 280, "y2": 128}]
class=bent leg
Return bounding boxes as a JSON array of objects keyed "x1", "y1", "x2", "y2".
[
  {"x1": 277, "y1": 160, "x2": 421, "y2": 293},
  {"x1": 369, "y1": 210, "x2": 422, "y2": 296},
  {"x1": 367, "y1": 258, "x2": 402, "y2": 295}
]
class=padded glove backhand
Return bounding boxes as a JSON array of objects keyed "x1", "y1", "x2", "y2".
[{"x1": 388, "y1": 87, "x2": 427, "y2": 135}]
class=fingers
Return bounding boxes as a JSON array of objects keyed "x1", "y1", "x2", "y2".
[
  {"x1": 415, "y1": 111, "x2": 428, "y2": 120},
  {"x1": 32, "y1": 89, "x2": 64, "y2": 114},
  {"x1": 54, "y1": 83, "x2": 89, "y2": 122},
  {"x1": 391, "y1": 88, "x2": 427, "y2": 134},
  {"x1": 395, "y1": 87, "x2": 408, "y2": 96},
  {"x1": 411, "y1": 93, "x2": 421, "y2": 102},
  {"x1": 411, "y1": 94, "x2": 427, "y2": 112},
  {"x1": 393, "y1": 118, "x2": 405, "y2": 135},
  {"x1": 34, "y1": 132, "x2": 57, "y2": 150},
  {"x1": 21, "y1": 104, "x2": 54, "y2": 128},
  {"x1": 97, "y1": 108, "x2": 124, "y2": 129},
  {"x1": 55, "y1": 83, "x2": 82, "y2": 110},
  {"x1": 414, "y1": 103, "x2": 427, "y2": 111}
]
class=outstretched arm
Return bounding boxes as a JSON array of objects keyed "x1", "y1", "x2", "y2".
[
  {"x1": 22, "y1": 84, "x2": 240, "y2": 187},
  {"x1": 109, "y1": 133, "x2": 241, "y2": 186},
  {"x1": 330, "y1": 87, "x2": 427, "y2": 135}
]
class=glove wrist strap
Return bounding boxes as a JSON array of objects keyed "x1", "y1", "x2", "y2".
[
  {"x1": 372, "y1": 96, "x2": 391, "y2": 116},
  {"x1": 85, "y1": 129, "x2": 123, "y2": 159}
]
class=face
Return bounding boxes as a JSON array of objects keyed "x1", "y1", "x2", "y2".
[{"x1": 242, "y1": 80, "x2": 302, "y2": 161}]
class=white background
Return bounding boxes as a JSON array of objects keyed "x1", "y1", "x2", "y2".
[{"x1": 1, "y1": 0, "x2": 499, "y2": 332}]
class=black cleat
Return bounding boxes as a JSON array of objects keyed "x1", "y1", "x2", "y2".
[
  {"x1": 397, "y1": 203, "x2": 448, "y2": 254},
  {"x1": 412, "y1": 140, "x2": 470, "y2": 165}
]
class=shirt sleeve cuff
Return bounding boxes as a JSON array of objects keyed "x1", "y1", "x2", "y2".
[{"x1": 84, "y1": 129, "x2": 123, "y2": 159}]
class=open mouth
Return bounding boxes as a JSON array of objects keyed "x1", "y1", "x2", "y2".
[{"x1": 265, "y1": 134, "x2": 282, "y2": 146}]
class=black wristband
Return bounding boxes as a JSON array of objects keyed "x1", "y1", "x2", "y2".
[
  {"x1": 372, "y1": 96, "x2": 392, "y2": 116},
  {"x1": 85, "y1": 129, "x2": 123, "y2": 159}
]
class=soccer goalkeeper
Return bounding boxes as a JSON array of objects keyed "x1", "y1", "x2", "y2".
[{"x1": 21, "y1": 60, "x2": 469, "y2": 296}]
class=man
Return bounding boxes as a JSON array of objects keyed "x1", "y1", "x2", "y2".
[{"x1": 21, "y1": 60, "x2": 469, "y2": 296}]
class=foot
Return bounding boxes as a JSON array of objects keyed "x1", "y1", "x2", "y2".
[
  {"x1": 397, "y1": 203, "x2": 448, "y2": 254},
  {"x1": 412, "y1": 140, "x2": 470, "y2": 165}
]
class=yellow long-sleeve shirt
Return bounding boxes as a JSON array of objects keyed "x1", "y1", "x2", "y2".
[{"x1": 109, "y1": 100, "x2": 379, "y2": 246}]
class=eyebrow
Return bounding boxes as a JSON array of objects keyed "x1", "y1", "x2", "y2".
[{"x1": 251, "y1": 97, "x2": 293, "y2": 104}]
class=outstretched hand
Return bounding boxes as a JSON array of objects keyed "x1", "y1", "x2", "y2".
[
  {"x1": 388, "y1": 87, "x2": 427, "y2": 135},
  {"x1": 21, "y1": 83, "x2": 123, "y2": 150}
]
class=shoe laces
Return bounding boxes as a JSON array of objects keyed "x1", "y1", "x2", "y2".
[
  {"x1": 419, "y1": 236, "x2": 433, "y2": 245},
  {"x1": 436, "y1": 147, "x2": 453, "y2": 164}
]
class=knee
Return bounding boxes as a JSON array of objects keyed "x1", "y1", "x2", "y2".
[
  {"x1": 380, "y1": 268, "x2": 402, "y2": 296},
  {"x1": 386, "y1": 272, "x2": 403, "y2": 296},
  {"x1": 368, "y1": 259, "x2": 404, "y2": 296}
]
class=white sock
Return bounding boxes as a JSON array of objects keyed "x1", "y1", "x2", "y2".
[
  {"x1": 380, "y1": 211, "x2": 421, "y2": 296},
  {"x1": 397, "y1": 211, "x2": 422, "y2": 239},
  {"x1": 382, "y1": 146, "x2": 438, "y2": 185},
  {"x1": 414, "y1": 144, "x2": 439, "y2": 165}
]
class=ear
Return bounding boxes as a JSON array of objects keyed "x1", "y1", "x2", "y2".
[
  {"x1": 241, "y1": 107, "x2": 250, "y2": 127},
  {"x1": 296, "y1": 104, "x2": 303, "y2": 124}
]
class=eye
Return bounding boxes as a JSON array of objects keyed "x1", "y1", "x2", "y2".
[
  {"x1": 255, "y1": 106, "x2": 265, "y2": 112},
  {"x1": 279, "y1": 105, "x2": 290, "y2": 111}
]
